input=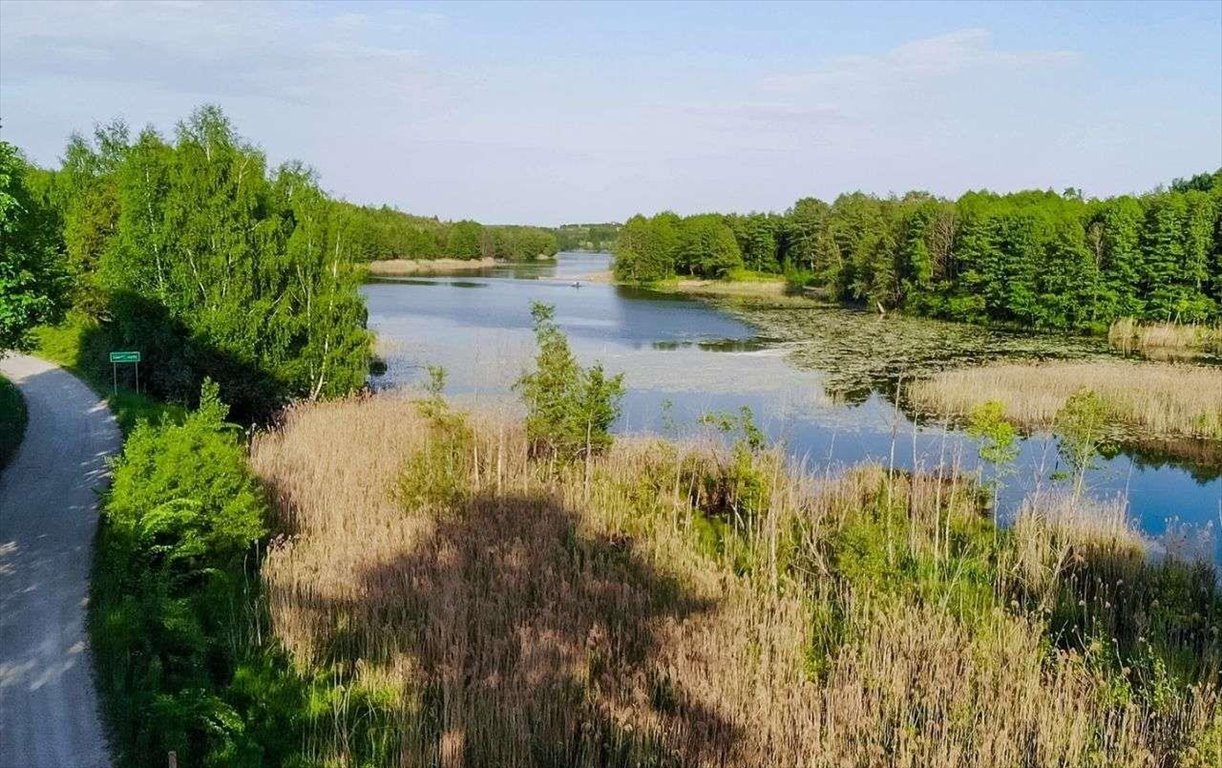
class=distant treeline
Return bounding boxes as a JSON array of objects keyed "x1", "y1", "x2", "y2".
[
  {"x1": 555, "y1": 222, "x2": 620, "y2": 252},
  {"x1": 614, "y1": 171, "x2": 1222, "y2": 331},
  {"x1": 338, "y1": 203, "x2": 559, "y2": 262}
]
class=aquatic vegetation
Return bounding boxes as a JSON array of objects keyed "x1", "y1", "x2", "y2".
[
  {"x1": 720, "y1": 300, "x2": 1111, "y2": 400},
  {"x1": 1109, "y1": 317, "x2": 1222, "y2": 361},
  {"x1": 909, "y1": 360, "x2": 1222, "y2": 441},
  {"x1": 252, "y1": 394, "x2": 1220, "y2": 767}
]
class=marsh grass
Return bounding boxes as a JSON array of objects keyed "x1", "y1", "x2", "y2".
[
  {"x1": 1110, "y1": 318, "x2": 1222, "y2": 359},
  {"x1": 908, "y1": 360, "x2": 1222, "y2": 443},
  {"x1": 252, "y1": 393, "x2": 1221, "y2": 767}
]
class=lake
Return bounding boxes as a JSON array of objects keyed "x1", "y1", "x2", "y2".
[{"x1": 364, "y1": 252, "x2": 1222, "y2": 559}]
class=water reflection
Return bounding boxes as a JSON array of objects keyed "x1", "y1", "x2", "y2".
[{"x1": 364, "y1": 252, "x2": 1222, "y2": 559}]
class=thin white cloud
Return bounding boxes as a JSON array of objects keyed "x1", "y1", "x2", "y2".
[
  {"x1": 763, "y1": 28, "x2": 1078, "y2": 93},
  {"x1": 0, "y1": 1, "x2": 443, "y2": 106}
]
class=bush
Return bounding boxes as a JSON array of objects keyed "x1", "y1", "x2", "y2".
[
  {"x1": 92, "y1": 380, "x2": 298, "y2": 766},
  {"x1": 516, "y1": 301, "x2": 624, "y2": 462},
  {"x1": 0, "y1": 374, "x2": 26, "y2": 469}
]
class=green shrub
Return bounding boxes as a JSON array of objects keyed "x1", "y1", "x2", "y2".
[
  {"x1": 92, "y1": 380, "x2": 298, "y2": 766},
  {"x1": 517, "y1": 301, "x2": 624, "y2": 462},
  {"x1": 0, "y1": 374, "x2": 26, "y2": 469}
]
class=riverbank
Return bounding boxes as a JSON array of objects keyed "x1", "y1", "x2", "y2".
[
  {"x1": 367, "y1": 257, "x2": 500, "y2": 276},
  {"x1": 585, "y1": 270, "x2": 795, "y2": 300},
  {"x1": 251, "y1": 392, "x2": 1222, "y2": 767},
  {"x1": 648, "y1": 274, "x2": 791, "y2": 299}
]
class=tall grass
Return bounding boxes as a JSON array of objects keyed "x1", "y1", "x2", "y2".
[
  {"x1": 1110, "y1": 317, "x2": 1222, "y2": 358},
  {"x1": 252, "y1": 393, "x2": 1221, "y2": 767},
  {"x1": 908, "y1": 360, "x2": 1222, "y2": 441}
]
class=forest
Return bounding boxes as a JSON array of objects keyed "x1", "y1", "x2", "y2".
[
  {"x1": 338, "y1": 203, "x2": 559, "y2": 263},
  {"x1": 554, "y1": 221, "x2": 620, "y2": 252},
  {"x1": 613, "y1": 171, "x2": 1222, "y2": 331}
]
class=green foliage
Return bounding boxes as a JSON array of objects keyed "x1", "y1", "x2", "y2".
[
  {"x1": 337, "y1": 204, "x2": 559, "y2": 262},
  {"x1": 966, "y1": 400, "x2": 1019, "y2": 469},
  {"x1": 613, "y1": 171, "x2": 1222, "y2": 330},
  {"x1": 0, "y1": 374, "x2": 27, "y2": 470},
  {"x1": 613, "y1": 212, "x2": 680, "y2": 283},
  {"x1": 1054, "y1": 389, "x2": 1116, "y2": 494},
  {"x1": 693, "y1": 407, "x2": 772, "y2": 539},
  {"x1": 28, "y1": 106, "x2": 372, "y2": 420},
  {"x1": 0, "y1": 141, "x2": 69, "y2": 351},
  {"x1": 92, "y1": 381, "x2": 297, "y2": 767},
  {"x1": 34, "y1": 313, "x2": 186, "y2": 434},
  {"x1": 517, "y1": 301, "x2": 625, "y2": 461},
  {"x1": 555, "y1": 222, "x2": 620, "y2": 252},
  {"x1": 676, "y1": 214, "x2": 744, "y2": 278}
]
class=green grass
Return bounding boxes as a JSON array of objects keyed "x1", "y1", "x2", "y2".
[
  {"x1": 0, "y1": 373, "x2": 28, "y2": 470},
  {"x1": 724, "y1": 267, "x2": 786, "y2": 283},
  {"x1": 34, "y1": 315, "x2": 184, "y2": 435}
]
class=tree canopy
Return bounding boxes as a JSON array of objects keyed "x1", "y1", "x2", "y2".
[
  {"x1": 613, "y1": 172, "x2": 1222, "y2": 331},
  {"x1": 0, "y1": 141, "x2": 68, "y2": 351},
  {"x1": 24, "y1": 106, "x2": 373, "y2": 419}
]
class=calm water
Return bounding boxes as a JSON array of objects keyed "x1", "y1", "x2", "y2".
[{"x1": 365, "y1": 252, "x2": 1222, "y2": 558}]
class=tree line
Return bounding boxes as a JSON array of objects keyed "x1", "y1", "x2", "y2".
[
  {"x1": 614, "y1": 171, "x2": 1222, "y2": 331},
  {"x1": 339, "y1": 203, "x2": 559, "y2": 262},
  {"x1": 555, "y1": 222, "x2": 620, "y2": 252},
  {"x1": 2, "y1": 106, "x2": 373, "y2": 419}
]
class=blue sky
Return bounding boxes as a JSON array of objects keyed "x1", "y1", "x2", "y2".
[{"x1": 1, "y1": 1, "x2": 1219, "y2": 225}]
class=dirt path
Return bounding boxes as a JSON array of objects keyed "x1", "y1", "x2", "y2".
[{"x1": 0, "y1": 355, "x2": 117, "y2": 768}]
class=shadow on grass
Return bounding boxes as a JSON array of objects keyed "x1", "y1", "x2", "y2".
[{"x1": 295, "y1": 488, "x2": 738, "y2": 767}]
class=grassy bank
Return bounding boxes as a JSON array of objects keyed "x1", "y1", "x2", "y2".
[
  {"x1": 366, "y1": 257, "x2": 499, "y2": 276},
  {"x1": 252, "y1": 393, "x2": 1221, "y2": 767},
  {"x1": 0, "y1": 373, "x2": 27, "y2": 470},
  {"x1": 34, "y1": 315, "x2": 183, "y2": 434},
  {"x1": 647, "y1": 270, "x2": 790, "y2": 300},
  {"x1": 908, "y1": 360, "x2": 1222, "y2": 444}
]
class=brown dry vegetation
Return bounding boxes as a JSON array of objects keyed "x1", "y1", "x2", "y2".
[
  {"x1": 252, "y1": 394, "x2": 1221, "y2": 767},
  {"x1": 1110, "y1": 318, "x2": 1222, "y2": 359},
  {"x1": 908, "y1": 360, "x2": 1222, "y2": 442}
]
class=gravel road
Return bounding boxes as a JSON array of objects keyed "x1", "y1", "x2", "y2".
[{"x1": 0, "y1": 355, "x2": 117, "y2": 768}]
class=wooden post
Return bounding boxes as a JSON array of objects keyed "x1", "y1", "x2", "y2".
[{"x1": 168, "y1": 752, "x2": 178, "y2": 768}]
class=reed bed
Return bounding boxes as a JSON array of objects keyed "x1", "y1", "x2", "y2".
[
  {"x1": 908, "y1": 360, "x2": 1222, "y2": 441},
  {"x1": 1110, "y1": 317, "x2": 1222, "y2": 358},
  {"x1": 252, "y1": 393, "x2": 1221, "y2": 767}
]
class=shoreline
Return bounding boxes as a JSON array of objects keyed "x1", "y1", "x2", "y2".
[
  {"x1": 574, "y1": 270, "x2": 798, "y2": 301},
  {"x1": 367, "y1": 257, "x2": 500, "y2": 276}
]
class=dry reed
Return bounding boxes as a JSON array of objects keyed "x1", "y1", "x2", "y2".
[
  {"x1": 1110, "y1": 318, "x2": 1222, "y2": 358},
  {"x1": 908, "y1": 359, "x2": 1222, "y2": 441},
  {"x1": 252, "y1": 393, "x2": 1221, "y2": 767}
]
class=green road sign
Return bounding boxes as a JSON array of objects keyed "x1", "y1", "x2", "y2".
[{"x1": 109, "y1": 351, "x2": 141, "y2": 363}]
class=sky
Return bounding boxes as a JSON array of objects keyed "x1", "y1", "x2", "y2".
[{"x1": 1, "y1": 1, "x2": 1219, "y2": 225}]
